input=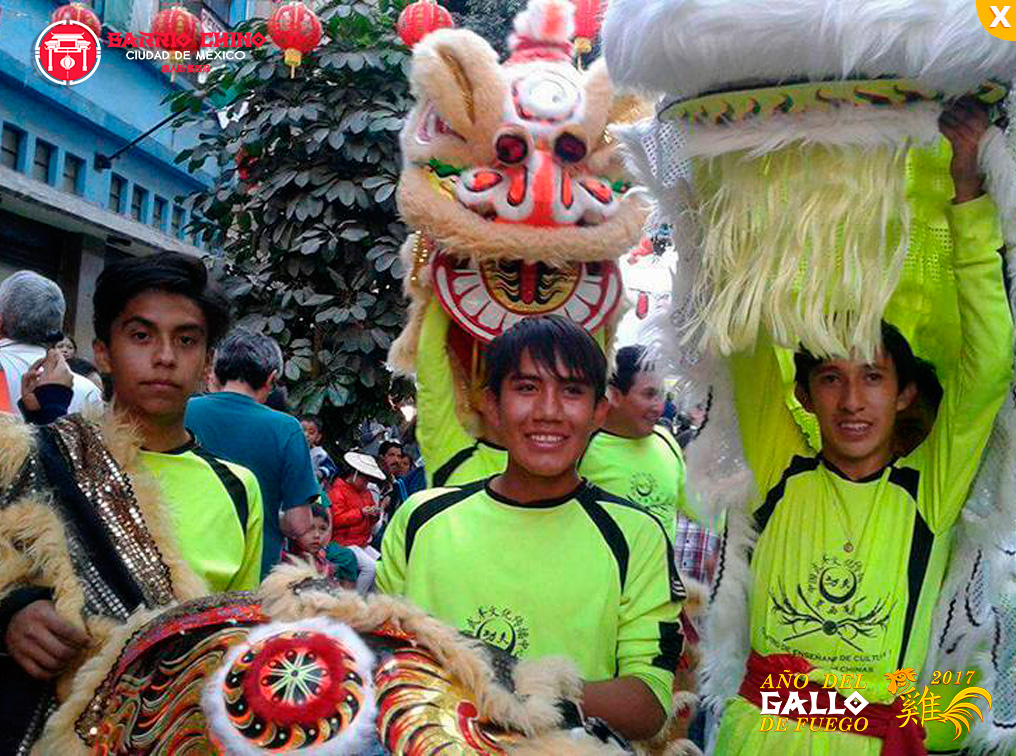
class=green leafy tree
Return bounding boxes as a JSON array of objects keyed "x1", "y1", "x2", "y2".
[{"x1": 170, "y1": 0, "x2": 413, "y2": 446}]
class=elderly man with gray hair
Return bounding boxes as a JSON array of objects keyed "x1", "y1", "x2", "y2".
[
  {"x1": 185, "y1": 328, "x2": 317, "y2": 577},
  {"x1": 0, "y1": 271, "x2": 102, "y2": 415}
]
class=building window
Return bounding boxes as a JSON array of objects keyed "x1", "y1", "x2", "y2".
[
  {"x1": 62, "y1": 154, "x2": 84, "y2": 195},
  {"x1": 152, "y1": 196, "x2": 166, "y2": 229},
  {"x1": 130, "y1": 186, "x2": 146, "y2": 222},
  {"x1": 171, "y1": 206, "x2": 185, "y2": 238},
  {"x1": 1, "y1": 125, "x2": 22, "y2": 169},
  {"x1": 33, "y1": 140, "x2": 53, "y2": 183},
  {"x1": 109, "y1": 174, "x2": 125, "y2": 213}
]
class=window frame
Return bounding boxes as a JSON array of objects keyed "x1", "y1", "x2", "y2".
[
  {"x1": 109, "y1": 174, "x2": 126, "y2": 213},
  {"x1": 0, "y1": 125, "x2": 23, "y2": 170}
]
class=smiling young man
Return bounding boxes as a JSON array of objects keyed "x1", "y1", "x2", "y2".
[
  {"x1": 711, "y1": 103, "x2": 1014, "y2": 754},
  {"x1": 377, "y1": 315, "x2": 684, "y2": 742},
  {"x1": 580, "y1": 345, "x2": 690, "y2": 541}
]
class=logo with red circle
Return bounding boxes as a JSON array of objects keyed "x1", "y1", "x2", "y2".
[{"x1": 34, "y1": 20, "x2": 101, "y2": 85}]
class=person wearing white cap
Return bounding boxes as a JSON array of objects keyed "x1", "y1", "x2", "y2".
[{"x1": 326, "y1": 451, "x2": 387, "y2": 594}]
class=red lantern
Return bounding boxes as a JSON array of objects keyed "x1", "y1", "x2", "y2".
[
  {"x1": 267, "y1": 2, "x2": 322, "y2": 78},
  {"x1": 396, "y1": 0, "x2": 454, "y2": 49},
  {"x1": 50, "y1": 2, "x2": 102, "y2": 37},
  {"x1": 151, "y1": 4, "x2": 202, "y2": 80},
  {"x1": 572, "y1": 0, "x2": 606, "y2": 55}
]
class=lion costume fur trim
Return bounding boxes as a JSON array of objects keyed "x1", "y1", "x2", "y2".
[
  {"x1": 0, "y1": 413, "x2": 33, "y2": 485},
  {"x1": 261, "y1": 562, "x2": 582, "y2": 737}
]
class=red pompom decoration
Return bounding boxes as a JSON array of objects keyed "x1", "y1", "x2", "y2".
[
  {"x1": 50, "y1": 2, "x2": 101, "y2": 37},
  {"x1": 267, "y1": 1, "x2": 322, "y2": 78},
  {"x1": 396, "y1": 0, "x2": 454, "y2": 49}
]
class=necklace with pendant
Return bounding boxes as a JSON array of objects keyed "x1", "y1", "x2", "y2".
[{"x1": 827, "y1": 467, "x2": 890, "y2": 555}]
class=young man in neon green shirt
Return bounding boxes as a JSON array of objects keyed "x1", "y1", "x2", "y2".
[
  {"x1": 379, "y1": 315, "x2": 684, "y2": 741},
  {"x1": 89, "y1": 254, "x2": 263, "y2": 595},
  {"x1": 712, "y1": 103, "x2": 1014, "y2": 754},
  {"x1": 580, "y1": 344, "x2": 690, "y2": 541}
]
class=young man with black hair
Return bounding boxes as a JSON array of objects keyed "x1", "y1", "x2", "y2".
[
  {"x1": 580, "y1": 344, "x2": 691, "y2": 542},
  {"x1": 0, "y1": 252, "x2": 264, "y2": 752},
  {"x1": 712, "y1": 103, "x2": 1014, "y2": 753},
  {"x1": 186, "y1": 328, "x2": 318, "y2": 577},
  {"x1": 378, "y1": 315, "x2": 684, "y2": 741}
]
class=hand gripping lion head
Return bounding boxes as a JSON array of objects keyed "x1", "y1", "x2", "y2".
[{"x1": 389, "y1": 0, "x2": 649, "y2": 385}]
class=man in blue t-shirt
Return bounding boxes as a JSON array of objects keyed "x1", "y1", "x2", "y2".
[{"x1": 186, "y1": 328, "x2": 319, "y2": 576}]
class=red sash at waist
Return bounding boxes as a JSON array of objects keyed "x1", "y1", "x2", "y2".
[{"x1": 737, "y1": 650, "x2": 926, "y2": 756}]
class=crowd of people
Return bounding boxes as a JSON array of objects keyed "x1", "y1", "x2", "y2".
[{"x1": 0, "y1": 101, "x2": 1010, "y2": 754}]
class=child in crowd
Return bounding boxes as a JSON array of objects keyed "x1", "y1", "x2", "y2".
[{"x1": 283, "y1": 503, "x2": 358, "y2": 588}]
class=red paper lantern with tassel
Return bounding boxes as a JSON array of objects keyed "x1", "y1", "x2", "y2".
[
  {"x1": 267, "y1": 1, "x2": 322, "y2": 78},
  {"x1": 571, "y1": 0, "x2": 605, "y2": 55},
  {"x1": 50, "y1": 2, "x2": 102, "y2": 37},
  {"x1": 151, "y1": 4, "x2": 203, "y2": 81},
  {"x1": 396, "y1": 0, "x2": 454, "y2": 49}
]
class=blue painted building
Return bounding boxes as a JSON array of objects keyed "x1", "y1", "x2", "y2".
[{"x1": 0, "y1": 0, "x2": 257, "y2": 348}]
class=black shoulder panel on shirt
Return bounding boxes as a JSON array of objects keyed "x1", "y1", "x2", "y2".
[
  {"x1": 190, "y1": 445, "x2": 249, "y2": 533},
  {"x1": 753, "y1": 455, "x2": 821, "y2": 537},
  {"x1": 888, "y1": 466, "x2": 920, "y2": 502},
  {"x1": 432, "y1": 443, "x2": 480, "y2": 487},
  {"x1": 652, "y1": 428, "x2": 682, "y2": 461},
  {"x1": 582, "y1": 485, "x2": 685, "y2": 602},
  {"x1": 651, "y1": 620, "x2": 685, "y2": 672},
  {"x1": 898, "y1": 510, "x2": 934, "y2": 669},
  {"x1": 405, "y1": 479, "x2": 485, "y2": 563},
  {"x1": 576, "y1": 489, "x2": 631, "y2": 590}
]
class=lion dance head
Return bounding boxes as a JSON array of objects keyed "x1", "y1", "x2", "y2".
[{"x1": 389, "y1": 0, "x2": 649, "y2": 431}]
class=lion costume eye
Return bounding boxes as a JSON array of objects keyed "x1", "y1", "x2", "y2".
[
  {"x1": 495, "y1": 132, "x2": 530, "y2": 165},
  {"x1": 554, "y1": 133, "x2": 587, "y2": 164}
]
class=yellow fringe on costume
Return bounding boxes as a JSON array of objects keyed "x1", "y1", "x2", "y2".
[{"x1": 691, "y1": 144, "x2": 911, "y2": 359}]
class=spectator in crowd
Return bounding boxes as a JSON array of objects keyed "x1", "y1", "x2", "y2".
[
  {"x1": 17, "y1": 347, "x2": 75, "y2": 425},
  {"x1": 378, "y1": 315, "x2": 684, "y2": 741},
  {"x1": 68, "y1": 356, "x2": 104, "y2": 394},
  {"x1": 0, "y1": 271, "x2": 102, "y2": 414},
  {"x1": 55, "y1": 335, "x2": 76, "y2": 361},
  {"x1": 282, "y1": 502, "x2": 336, "y2": 578},
  {"x1": 0, "y1": 252, "x2": 263, "y2": 752},
  {"x1": 186, "y1": 328, "x2": 317, "y2": 578},
  {"x1": 579, "y1": 345, "x2": 692, "y2": 541},
  {"x1": 328, "y1": 451, "x2": 386, "y2": 594},
  {"x1": 391, "y1": 448, "x2": 426, "y2": 510},
  {"x1": 281, "y1": 502, "x2": 358, "y2": 589},
  {"x1": 302, "y1": 414, "x2": 339, "y2": 482},
  {"x1": 379, "y1": 439, "x2": 404, "y2": 480}
]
